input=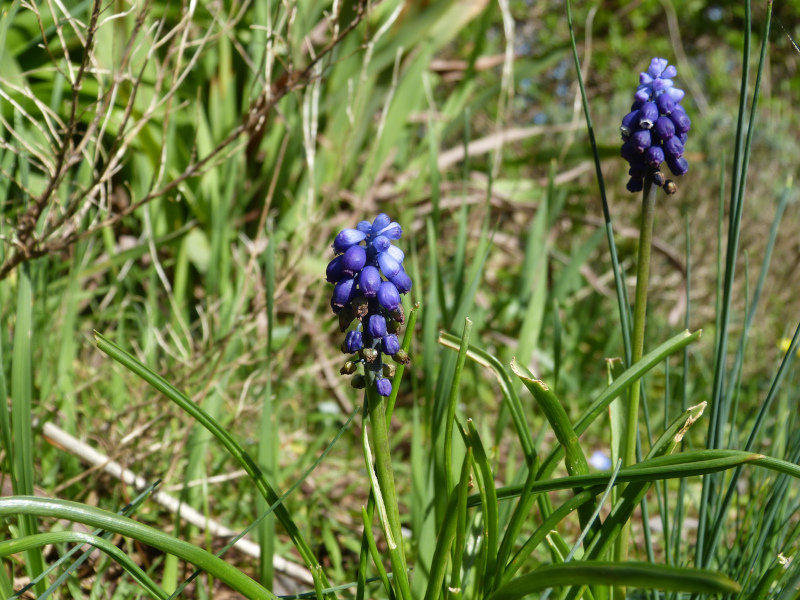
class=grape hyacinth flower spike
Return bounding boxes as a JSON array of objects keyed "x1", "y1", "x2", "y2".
[
  {"x1": 615, "y1": 57, "x2": 691, "y2": 568},
  {"x1": 326, "y1": 214, "x2": 413, "y2": 398},
  {"x1": 621, "y1": 57, "x2": 690, "y2": 195},
  {"x1": 329, "y1": 219, "x2": 415, "y2": 596}
]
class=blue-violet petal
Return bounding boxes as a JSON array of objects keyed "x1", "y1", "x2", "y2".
[
  {"x1": 341, "y1": 245, "x2": 366, "y2": 276},
  {"x1": 367, "y1": 314, "x2": 387, "y2": 339},
  {"x1": 376, "y1": 378, "x2": 392, "y2": 397},
  {"x1": 378, "y1": 252, "x2": 401, "y2": 278},
  {"x1": 333, "y1": 229, "x2": 366, "y2": 254},
  {"x1": 377, "y1": 281, "x2": 401, "y2": 311},
  {"x1": 390, "y1": 270, "x2": 413, "y2": 294},
  {"x1": 358, "y1": 265, "x2": 382, "y2": 297}
]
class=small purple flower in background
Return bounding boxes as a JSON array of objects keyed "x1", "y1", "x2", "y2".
[
  {"x1": 589, "y1": 450, "x2": 612, "y2": 471},
  {"x1": 621, "y1": 57, "x2": 690, "y2": 193},
  {"x1": 327, "y1": 214, "x2": 413, "y2": 398}
]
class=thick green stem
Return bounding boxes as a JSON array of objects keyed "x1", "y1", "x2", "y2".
[
  {"x1": 367, "y1": 385, "x2": 404, "y2": 555},
  {"x1": 365, "y1": 368, "x2": 411, "y2": 600},
  {"x1": 615, "y1": 171, "x2": 658, "y2": 588}
]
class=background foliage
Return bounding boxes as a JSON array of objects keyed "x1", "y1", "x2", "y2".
[{"x1": 0, "y1": 0, "x2": 799, "y2": 598}]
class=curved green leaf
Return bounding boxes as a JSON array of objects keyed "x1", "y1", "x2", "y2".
[
  {"x1": 487, "y1": 562, "x2": 740, "y2": 600},
  {"x1": 0, "y1": 532, "x2": 169, "y2": 600},
  {"x1": 470, "y1": 451, "x2": 765, "y2": 505},
  {"x1": 94, "y1": 332, "x2": 321, "y2": 578},
  {"x1": 511, "y1": 358, "x2": 599, "y2": 551},
  {"x1": 441, "y1": 330, "x2": 700, "y2": 476},
  {"x1": 538, "y1": 330, "x2": 702, "y2": 479},
  {"x1": 0, "y1": 497, "x2": 277, "y2": 600}
]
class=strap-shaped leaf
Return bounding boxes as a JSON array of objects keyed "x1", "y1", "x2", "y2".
[
  {"x1": 487, "y1": 561, "x2": 740, "y2": 599},
  {"x1": 0, "y1": 498, "x2": 277, "y2": 600}
]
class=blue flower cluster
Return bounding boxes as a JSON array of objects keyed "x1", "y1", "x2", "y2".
[
  {"x1": 620, "y1": 58, "x2": 690, "y2": 193},
  {"x1": 327, "y1": 214, "x2": 412, "y2": 397}
]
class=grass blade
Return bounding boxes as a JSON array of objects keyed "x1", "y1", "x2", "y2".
[
  {"x1": 471, "y1": 450, "x2": 769, "y2": 504},
  {"x1": 258, "y1": 231, "x2": 277, "y2": 589},
  {"x1": 447, "y1": 447, "x2": 473, "y2": 600},
  {"x1": 20, "y1": 482, "x2": 160, "y2": 600},
  {"x1": 423, "y1": 450, "x2": 472, "y2": 600},
  {"x1": 11, "y1": 264, "x2": 46, "y2": 595},
  {"x1": 564, "y1": 0, "x2": 632, "y2": 365},
  {"x1": 360, "y1": 506, "x2": 393, "y2": 600},
  {"x1": 0, "y1": 532, "x2": 169, "y2": 600},
  {"x1": 437, "y1": 335, "x2": 535, "y2": 464},
  {"x1": 444, "y1": 319, "x2": 472, "y2": 495},
  {"x1": 463, "y1": 419, "x2": 498, "y2": 594}
]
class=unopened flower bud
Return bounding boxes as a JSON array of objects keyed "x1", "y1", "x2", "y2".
[
  {"x1": 326, "y1": 255, "x2": 345, "y2": 284},
  {"x1": 663, "y1": 136, "x2": 684, "y2": 158},
  {"x1": 626, "y1": 177, "x2": 644, "y2": 193},
  {"x1": 378, "y1": 252, "x2": 401, "y2": 278},
  {"x1": 665, "y1": 155, "x2": 689, "y2": 176},
  {"x1": 332, "y1": 278, "x2": 356, "y2": 311},
  {"x1": 351, "y1": 374, "x2": 366, "y2": 389},
  {"x1": 630, "y1": 129, "x2": 652, "y2": 153},
  {"x1": 341, "y1": 245, "x2": 366, "y2": 276},
  {"x1": 387, "y1": 320, "x2": 401, "y2": 334},
  {"x1": 629, "y1": 164, "x2": 646, "y2": 179},
  {"x1": 361, "y1": 348, "x2": 379, "y2": 363},
  {"x1": 389, "y1": 270, "x2": 412, "y2": 294},
  {"x1": 382, "y1": 334, "x2": 400, "y2": 356},
  {"x1": 392, "y1": 349, "x2": 410, "y2": 365},
  {"x1": 390, "y1": 306, "x2": 405, "y2": 325},
  {"x1": 367, "y1": 314, "x2": 387, "y2": 339},
  {"x1": 372, "y1": 213, "x2": 391, "y2": 232},
  {"x1": 645, "y1": 146, "x2": 664, "y2": 168},
  {"x1": 358, "y1": 266, "x2": 381, "y2": 298},
  {"x1": 621, "y1": 140, "x2": 639, "y2": 162},
  {"x1": 656, "y1": 93, "x2": 675, "y2": 115},
  {"x1": 340, "y1": 361, "x2": 358, "y2": 375},
  {"x1": 663, "y1": 180, "x2": 678, "y2": 194},
  {"x1": 669, "y1": 111, "x2": 691, "y2": 134},
  {"x1": 342, "y1": 331, "x2": 363, "y2": 354},
  {"x1": 372, "y1": 235, "x2": 391, "y2": 253},
  {"x1": 376, "y1": 378, "x2": 393, "y2": 397},
  {"x1": 351, "y1": 296, "x2": 369, "y2": 319},
  {"x1": 653, "y1": 171, "x2": 666, "y2": 186},
  {"x1": 653, "y1": 116, "x2": 675, "y2": 141},
  {"x1": 386, "y1": 245, "x2": 405, "y2": 264}
]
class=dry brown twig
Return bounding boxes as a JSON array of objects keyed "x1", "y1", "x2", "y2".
[{"x1": 0, "y1": 0, "x2": 372, "y2": 281}]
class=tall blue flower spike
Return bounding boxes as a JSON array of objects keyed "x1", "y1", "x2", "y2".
[
  {"x1": 327, "y1": 214, "x2": 413, "y2": 397},
  {"x1": 621, "y1": 57, "x2": 690, "y2": 193}
]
